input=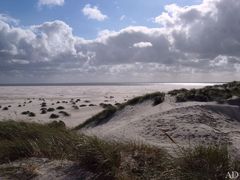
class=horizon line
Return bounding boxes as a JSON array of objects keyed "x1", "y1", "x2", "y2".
[{"x1": 0, "y1": 81, "x2": 229, "y2": 86}]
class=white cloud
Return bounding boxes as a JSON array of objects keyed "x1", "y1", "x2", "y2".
[
  {"x1": 38, "y1": 0, "x2": 64, "y2": 7},
  {"x1": 82, "y1": 4, "x2": 108, "y2": 21},
  {"x1": 133, "y1": 42, "x2": 153, "y2": 48},
  {"x1": 0, "y1": 14, "x2": 19, "y2": 25}
]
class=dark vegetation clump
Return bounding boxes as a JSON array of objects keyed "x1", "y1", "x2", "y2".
[
  {"x1": 89, "y1": 104, "x2": 96, "y2": 107},
  {"x1": 0, "y1": 121, "x2": 239, "y2": 180},
  {"x1": 40, "y1": 107, "x2": 47, "y2": 111},
  {"x1": 152, "y1": 95, "x2": 165, "y2": 106},
  {"x1": 28, "y1": 112, "x2": 36, "y2": 117},
  {"x1": 79, "y1": 104, "x2": 87, "y2": 107},
  {"x1": 2, "y1": 107, "x2": 8, "y2": 111},
  {"x1": 168, "y1": 88, "x2": 189, "y2": 96},
  {"x1": 174, "y1": 146, "x2": 237, "y2": 179},
  {"x1": 168, "y1": 81, "x2": 240, "y2": 102},
  {"x1": 0, "y1": 121, "x2": 78, "y2": 163},
  {"x1": 18, "y1": 105, "x2": 21, "y2": 107},
  {"x1": 99, "y1": 103, "x2": 114, "y2": 109},
  {"x1": 121, "y1": 92, "x2": 165, "y2": 107},
  {"x1": 21, "y1": 111, "x2": 30, "y2": 115},
  {"x1": 115, "y1": 103, "x2": 121, "y2": 106},
  {"x1": 47, "y1": 108, "x2": 55, "y2": 112},
  {"x1": 72, "y1": 105, "x2": 79, "y2": 110},
  {"x1": 41, "y1": 102, "x2": 46, "y2": 107},
  {"x1": 75, "y1": 99, "x2": 80, "y2": 103},
  {"x1": 47, "y1": 120, "x2": 66, "y2": 129},
  {"x1": 49, "y1": 114, "x2": 59, "y2": 119},
  {"x1": 56, "y1": 106, "x2": 65, "y2": 110},
  {"x1": 59, "y1": 111, "x2": 70, "y2": 117},
  {"x1": 40, "y1": 109, "x2": 47, "y2": 114}
]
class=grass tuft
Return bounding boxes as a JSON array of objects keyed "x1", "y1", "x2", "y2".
[
  {"x1": 168, "y1": 81, "x2": 240, "y2": 102},
  {"x1": 74, "y1": 106, "x2": 117, "y2": 129},
  {"x1": 174, "y1": 145, "x2": 239, "y2": 180},
  {"x1": 121, "y1": 92, "x2": 165, "y2": 107},
  {"x1": 0, "y1": 120, "x2": 79, "y2": 163}
]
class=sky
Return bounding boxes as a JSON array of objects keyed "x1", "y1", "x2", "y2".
[{"x1": 0, "y1": 0, "x2": 240, "y2": 83}]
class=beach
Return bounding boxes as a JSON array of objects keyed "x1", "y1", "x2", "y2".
[
  {"x1": 1, "y1": 82, "x2": 240, "y2": 179},
  {"x1": 0, "y1": 83, "x2": 213, "y2": 127}
]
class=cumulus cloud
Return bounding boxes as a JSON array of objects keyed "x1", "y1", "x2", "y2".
[
  {"x1": 38, "y1": 0, "x2": 64, "y2": 7},
  {"x1": 133, "y1": 42, "x2": 153, "y2": 48},
  {"x1": 1, "y1": 0, "x2": 240, "y2": 83},
  {"x1": 0, "y1": 14, "x2": 19, "y2": 25},
  {"x1": 82, "y1": 4, "x2": 108, "y2": 21}
]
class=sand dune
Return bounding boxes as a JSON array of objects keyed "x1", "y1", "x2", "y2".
[{"x1": 83, "y1": 95, "x2": 240, "y2": 157}]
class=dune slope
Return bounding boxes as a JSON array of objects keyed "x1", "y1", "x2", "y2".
[{"x1": 83, "y1": 95, "x2": 240, "y2": 156}]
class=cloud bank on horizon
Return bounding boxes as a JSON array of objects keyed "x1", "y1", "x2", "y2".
[{"x1": 0, "y1": 0, "x2": 240, "y2": 83}]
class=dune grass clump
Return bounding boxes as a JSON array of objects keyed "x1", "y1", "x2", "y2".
[
  {"x1": 59, "y1": 111, "x2": 70, "y2": 117},
  {"x1": 74, "y1": 106, "x2": 117, "y2": 129},
  {"x1": 2, "y1": 107, "x2": 8, "y2": 111},
  {"x1": 122, "y1": 92, "x2": 165, "y2": 107},
  {"x1": 168, "y1": 81, "x2": 240, "y2": 102},
  {"x1": 49, "y1": 113, "x2": 59, "y2": 119},
  {"x1": 0, "y1": 121, "x2": 239, "y2": 179},
  {"x1": 0, "y1": 121, "x2": 171, "y2": 179},
  {"x1": 72, "y1": 105, "x2": 79, "y2": 110},
  {"x1": 174, "y1": 145, "x2": 240, "y2": 180},
  {"x1": 41, "y1": 102, "x2": 46, "y2": 107},
  {"x1": 28, "y1": 112, "x2": 36, "y2": 117},
  {"x1": 21, "y1": 111, "x2": 30, "y2": 115},
  {"x1": 47, "y1": 108, "x2": 55, "y2": 112},
  {"x1": 99, "y1": 103, "x2": 114, "y2": 109},
  {"x1": 56, "y1": 106, "x2": 65, "y2": 110},
  {"x1": 40, "y1": 109, "x2": 47, "y2": 114},
  {"x1": 0, "y1": 121, "x2": 79, "y2": 163},
  {"x1": 76, "y1": 137, "x2": 172, "y2": 179},
  {"x1": 80, "y1": 104, "x2": 87, "y2": 107}
]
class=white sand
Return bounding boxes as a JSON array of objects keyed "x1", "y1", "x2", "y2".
[{"x1": 0, "y1": 83, "x2": 210, "y2": 127}]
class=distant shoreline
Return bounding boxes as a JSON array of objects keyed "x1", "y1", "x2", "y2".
[{"x1": 0, "y1": 82, "x2": 225, "y2": 86}]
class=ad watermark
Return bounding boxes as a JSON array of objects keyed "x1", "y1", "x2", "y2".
[{"x1": 226, "y1": 171, "x2": 239, "y2": 180}]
